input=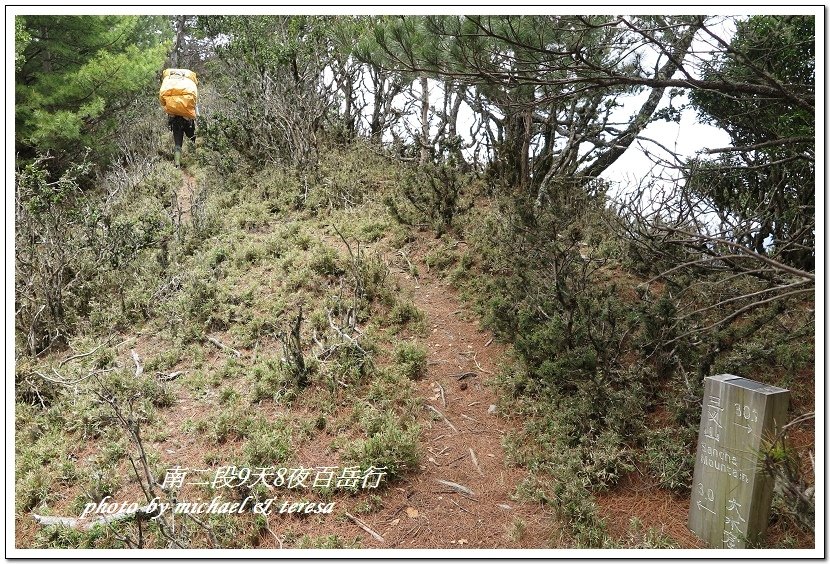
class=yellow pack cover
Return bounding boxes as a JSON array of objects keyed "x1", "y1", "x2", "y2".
[{"x1": 159, "y1": 68, "x2": 198, "y2": 120}]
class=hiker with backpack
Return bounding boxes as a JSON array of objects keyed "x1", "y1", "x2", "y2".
[{"x1": 159, "y1": 68, "x2": 199, "y2": 167}]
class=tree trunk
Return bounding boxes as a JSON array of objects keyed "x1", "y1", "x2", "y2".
[
  {"x1": 520, "y1": 108, "x2": 531, "y2": 188},
  {"x1": 447, "y1": 84, "x2": 465, "y2": 164},
  {"x1": 169, "y1": 15, "x2": 186, "y2": 67},
  {"x1": 501, "y1": 108, "x2": 529, "y2": 189},
  {"x1": 370, "y1": 65, "x2": 386, "y2": 141},
  {"x1": 340, "y1": 63, "x2": 355, "y2": 139},
  {"x1": 420, "y1": 75, "x2": 430, "y2": 164}
]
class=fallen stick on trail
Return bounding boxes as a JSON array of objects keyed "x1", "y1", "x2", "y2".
[
  {"x1": 435, "y1": 479, "x2": 475, "y2": 497},
  {"x1": 131, "y1": 349, "x2": 143, "y2": 377},
  {"x1": 469, "y1": 448, "x2": 484, "y2": 476},
  {"x1": 59, "y1": 341, "x2": 108, "y2": 367},
  {"x1": 32, "y1": 504, "x2": 154, "y2": 531},
  {"x1": 447, "y1": 496, "x2": 471, "y2": 513},
  {"x1": 454, "y1": 372, "x2": 477, "y2": 381},
  {"x1": 345, "y1": 512, "x2": 385, "y2": 543},
  {"x1": 207, "y1": 336, "x2": 241, "y2": 358},
  {"x1": 156, "y1": 370, "x2": 185, "y2": 382},
  {"x1": 425, "y1": 404, "x2": 458, "y2": 433}
]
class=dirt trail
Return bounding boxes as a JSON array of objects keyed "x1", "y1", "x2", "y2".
[
  {"x1": 162, "y1": 172, "x2": 555, "y2": 548},
  {"x1": 175, "y1": 171, "x2": 197, "y2": 224},
  {"x1": 379, "y1": 247, "x2": 703, "y2": 549},
  {"x1": 364, "y1": 259, "x2": 557, "y2": 548}
]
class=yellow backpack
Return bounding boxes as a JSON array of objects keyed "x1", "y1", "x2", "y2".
[{"x1": 159, "y1": 68, "x2": 198, "y2": 120}]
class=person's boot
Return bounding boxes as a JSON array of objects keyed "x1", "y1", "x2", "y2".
[{"x1": 174, "y1": 147, "x2": 182, "y2": 168}]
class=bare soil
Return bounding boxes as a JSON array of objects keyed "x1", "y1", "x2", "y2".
[
  {"x1": 370, "y1": 262, "x2": 558, "y2": 548},
  {"x1": 393, "y1": 240, "x2": 706, "y2": 549},
  {"x1": 175, "y1": 170, "x2": 197, "y2": 223}
]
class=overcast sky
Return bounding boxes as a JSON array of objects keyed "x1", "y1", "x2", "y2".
[{"x1": 601, "y1": 91, "x2": 732, "y2": 192}]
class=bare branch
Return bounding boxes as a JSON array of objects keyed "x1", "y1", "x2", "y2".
[
  {"x1": 703, "y1": 136, "x2": 814, "y2": 154},
  {"x1": 661, "y1": 227, "x2": 815, "y2": 282}
]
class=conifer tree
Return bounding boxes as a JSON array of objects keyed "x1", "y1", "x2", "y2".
[{"x1": 16, "y1": 15, "x2": 170, "y2": 170}]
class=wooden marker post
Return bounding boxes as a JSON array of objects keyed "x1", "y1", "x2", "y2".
[{"x1": 688, "y1": 374, "x2": 790, "y2": 548}]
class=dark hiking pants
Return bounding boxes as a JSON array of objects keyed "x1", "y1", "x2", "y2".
[{"x1": 169, "y1": 116, "x2": 196, "y2": 150}]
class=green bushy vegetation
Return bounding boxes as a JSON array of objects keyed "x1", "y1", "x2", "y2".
[
  {"x1": 15, "y1": 138, "x2": 814, "y2": 549},
  {"x1": 14, "y1": 134, "x2": 424, "y2": 548},
  {"x1": 393, "y1": 342, "x2": 428, "y2": 380},
  {"x1": 385, "y1": 161, "x2": 476, "y2": 236},
  {"x1": 442, "y1": 179, "x2": 814, "y2": 546},
  {"x1": 15, "y1": 134, "x2": 814, "y2": 549},
  {"x1": 15, "y1": 13, "x2": 814, "y2": 551},
  {"x1": 344, "y1": 409, "x2": 420, "y2": 483}
]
